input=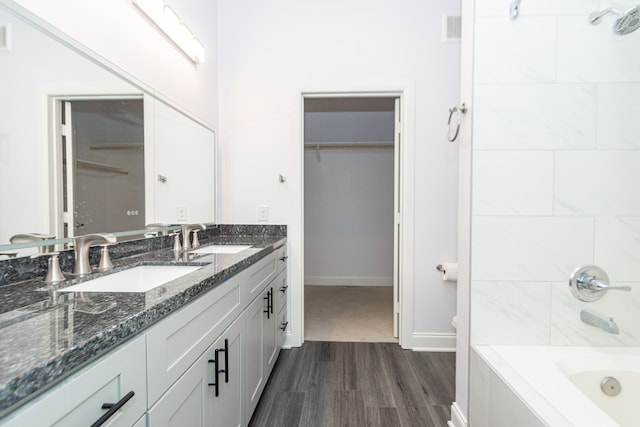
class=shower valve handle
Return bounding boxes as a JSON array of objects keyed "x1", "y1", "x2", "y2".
[
  {"x1": 569, "y1": 265, "x2": 631, "y2": 302},
  {"x1": 585, "y1": 278, "x2": 631, "y2": 292}
]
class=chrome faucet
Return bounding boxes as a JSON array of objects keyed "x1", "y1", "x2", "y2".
[
  {"x1": 72, "y1": 233, "x2": 117, "y2": 275},
  {"x1": 580, "y1": 309, "x2": 619, "y2": 334},
  {"x1": 181, "y1": 224, "x2": 206, "y2": 251}
]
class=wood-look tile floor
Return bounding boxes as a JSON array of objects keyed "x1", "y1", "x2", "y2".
[{"x1": 249, "y1": 341, "x2": 455, "y2": 427}]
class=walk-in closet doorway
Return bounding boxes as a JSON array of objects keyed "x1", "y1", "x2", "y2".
[{"x1": 302, "y1": 95, "x2": 402, "y2": 343}]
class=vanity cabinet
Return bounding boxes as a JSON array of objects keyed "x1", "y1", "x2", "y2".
[
  {"x1": 0, "y1": 242, "x2": 287, "y2": 427},
  {"x1": 0, "y1": 335, "x2": 147, "y2": 427}
]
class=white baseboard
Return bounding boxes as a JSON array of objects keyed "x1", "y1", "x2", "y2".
[
  {"x1": 448, "y1": 402, "x2": 467, "y2": 427},
  {"x1": 304, "y1": 276, "x2": 393, "y2": 287},
  {"x1": 411, "y1": 332, "x2": 456, "y2": 352}
]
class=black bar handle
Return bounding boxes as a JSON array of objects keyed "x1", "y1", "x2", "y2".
[
  {"x1": 208, "y1": 351, "x2": 220, "y2": 397},
  {"x1": 264, "y1": 289, "x2": 272, "y2": 318},
  {"x1": 223, "y1": 338, "x2": 229, "y2": 383},
  {"x1": 279, "y1": 255, "x2": 288, "y2": 262},
  {"x1": 280, "y1": 285, "x2": 288, "y2": 293},
  {"x1": 91, "y1": 391, "x2": 135, "y2": 427},
  {"x1": 270, "y1": 287, "x2": 274, "y2": 314},
  {"x1": 280, "y1": 321, "x2": 289, "y2": 332}
]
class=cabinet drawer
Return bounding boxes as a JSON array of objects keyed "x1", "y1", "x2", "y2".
[
  {"x1": 1, "y1": 335, "x2": 146, "y2": 427},
  {"x1": 274, "y1": 244, "x2": 287, "y2": 274},
  {"x1": 274, "y1": 270, "x2": 287, "y2": 315},
  {"x1": 277, "y1": 306, "x2": 287, "y2": 350},
  {"x1": 245, "y1": 252, "x2": 278, "y2": 303},
  {"x1": 146, "y1": 272, "x2": 243, "y2": 405}
]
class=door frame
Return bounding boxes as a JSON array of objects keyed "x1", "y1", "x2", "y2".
[{"x1": 295, "y1": 84, "x2": 415, "y2": 348}]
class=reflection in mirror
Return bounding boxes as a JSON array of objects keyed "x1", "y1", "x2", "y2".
[
  {"x1": 0, "y1": 2, "x2": 216, "y2": 257},
  {"x1": 60, "y1": 99, "x2": 145, "y2": 238}
]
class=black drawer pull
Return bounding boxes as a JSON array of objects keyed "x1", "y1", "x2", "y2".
[
  {"x1": 91, "y1": 391, "x2": 135, "y2": 427},
  {"x1": 263, "y1": 288, "x2": 273, "y2": 318},
  {"x1": 280, "y1": 321, "x2": 289, "y2": 332},
  {"x1": 280, "y1": 285, "x2": 288, "y2": 293},
  {"x1": 208, "y1": 338, "x2": 229, "y2": 397},
  {"x1": 279, "y1": 256, "x2": 288, "y2": 262},
  {"x1": 222, "y1": 338, "x2": 229, "y2": 384},
  {"x1": 208, "y1": 351, "x2": 220, "y2": 396}
]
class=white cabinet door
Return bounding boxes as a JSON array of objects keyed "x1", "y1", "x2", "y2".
[
  {"x1": 146, "y1": 345, "x2": 212, "y2": 427},
  {"x1": 1, "y1": 335, "x2": 146, "y2": 427},
  {"x1": 263, "y1": 285, "x2": 278, "y2": 378},
  {"x1": 245, "y1": 293, "x2": 265, "y2": 419},
  {"x1": 210, "y1": 313, "x2": 245, "y2": 427}
]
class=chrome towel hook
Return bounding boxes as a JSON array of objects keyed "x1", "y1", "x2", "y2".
[
  {"x1": 447, "y1": 102, "x2": 467, "y2": 142},
  {"x1": 510, "y1": 0, "x2": 521, "y2": 20}
]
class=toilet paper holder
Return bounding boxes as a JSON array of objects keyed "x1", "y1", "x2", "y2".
[{"x1": 436, "y1": 263, "x2": 458, "y2": 282}]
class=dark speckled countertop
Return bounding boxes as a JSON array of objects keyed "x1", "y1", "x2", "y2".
[{"x1": 0, "y1": 225, "x2": 286, "y2": 417}]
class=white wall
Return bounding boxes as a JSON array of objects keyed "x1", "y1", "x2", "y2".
[
  {"x1": 218, "y1": 0, "x2": 461, "y2": 344},
  {"x1": 12, "y1": 0, "x2": 218, "y2": 127},
  {"x1": 470, "y1": 0, "x2": 640, "y2": 346}
]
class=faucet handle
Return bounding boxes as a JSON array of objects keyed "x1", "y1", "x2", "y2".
[
  {"x1": 97, "y1": 244, "x2": 114, "y2": 272},
  {"x1": 31, "y1": 252, "x2": 65, "y2": 283},
  {"x1": 588, "y1": 278, "x2": 631, "y2": 292},
  {"x1": 170, "y1": 231, "x2": 182, "y2": 252},
  {"x1": 192, "y1": 230, "x2": 201, "y2": 249}
]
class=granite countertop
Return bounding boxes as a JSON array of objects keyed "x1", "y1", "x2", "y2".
[{"x1": 0, "y1": 228, "x2": 286, "y2": 417}]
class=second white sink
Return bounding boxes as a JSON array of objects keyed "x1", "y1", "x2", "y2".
[
  {"x1": 59, "y1": 265, "x2": 201, "y2": 293},
  {"x1": 191, "y1": 245, "x2": 252, "y2": 255}
]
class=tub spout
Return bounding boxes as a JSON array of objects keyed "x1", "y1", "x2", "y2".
[{"x1": 580, "y1": 309, "x2": 619, "y2": 334}]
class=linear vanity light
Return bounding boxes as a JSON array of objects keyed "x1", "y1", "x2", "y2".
[{"x1": 132, "y1": 0, "x2": 205, "y2": 64}]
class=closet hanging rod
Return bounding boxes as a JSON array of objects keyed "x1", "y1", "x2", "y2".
[
  {"x1": 304, "y1": 142, "x2": 393, "y2": 150},
  {"x1": 89, "y1": 143, "x2": 144, "y2": 150}
]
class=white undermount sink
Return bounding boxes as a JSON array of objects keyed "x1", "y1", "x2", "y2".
[
  {"x1": 58, "y1": 265, "x2": 201, "y2": 293},
  {"x1": 190, "y1": 245, "x2": 252, "y2": 255}
]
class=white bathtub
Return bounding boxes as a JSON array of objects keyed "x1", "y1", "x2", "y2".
[{"x1": 473, "y1": 346, "x2": 640, "y2": 427}]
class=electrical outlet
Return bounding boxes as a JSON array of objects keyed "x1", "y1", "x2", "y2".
[
  {"x1": 258, "y1": 205, "x2": 269, "y2": 222},
  {"x1": 176, "y1": 205, "x2": 187, "y2": 221}
]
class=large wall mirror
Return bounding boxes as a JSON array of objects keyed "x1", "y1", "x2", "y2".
[{"x1": 0, "y1": 1, "x2": 216, "y2": 257}]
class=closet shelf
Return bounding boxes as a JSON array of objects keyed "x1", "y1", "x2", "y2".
[
  {"x1": 76, "y1": 159, "x2": 129, "y2": 175},
  {"x1": 304, "y1": 141, "x2": 393, "y2": 150}
]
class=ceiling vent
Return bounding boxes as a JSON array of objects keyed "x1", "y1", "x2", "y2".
[
  {"x1": 443, "y1": 15, "x2": 462, "y2": 42},
  {"x1": 0, "y1": 24, "x2": 11, "y2": 51}
]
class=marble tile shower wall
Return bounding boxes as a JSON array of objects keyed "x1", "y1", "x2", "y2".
[{"x1": 470, "y1": 0, "x2": 640, "y2": 346}]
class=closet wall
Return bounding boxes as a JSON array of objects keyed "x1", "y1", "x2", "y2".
[{"x1": 304, "y1": 101, "x2": 395, "y2": 286}]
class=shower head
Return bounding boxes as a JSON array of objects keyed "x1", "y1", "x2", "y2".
[
  {"x1": 614, "y1": 6, "x2": 640, "y2": 34},
  {"x1": 589, "y1": 6, "x2": 640, "y2": 35}
]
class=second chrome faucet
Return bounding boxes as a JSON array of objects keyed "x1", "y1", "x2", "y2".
[
  {"x1": 73, "y1": 233, "x2": 117, "y2": 275},
  {"x1": 180, "y1": 224, "x2": 206, "y2": 252}
]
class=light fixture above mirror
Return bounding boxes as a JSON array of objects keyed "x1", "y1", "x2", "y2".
[{"x1": 132, "y1": 0, "x2": 205, "y2": 64}]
